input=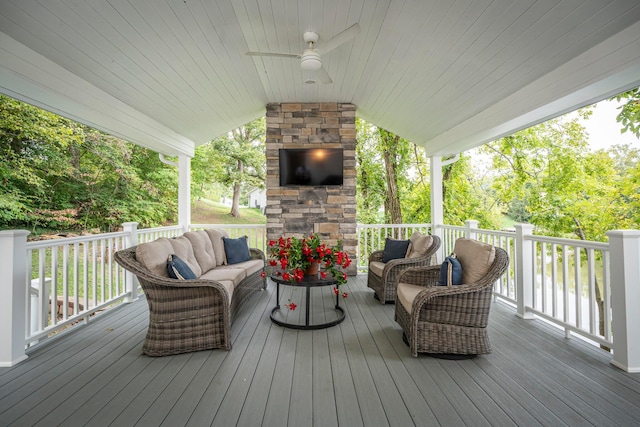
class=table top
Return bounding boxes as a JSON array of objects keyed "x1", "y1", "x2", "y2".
[{"x1": 270, "y1": 272, "x2": 339, "y2": 287}]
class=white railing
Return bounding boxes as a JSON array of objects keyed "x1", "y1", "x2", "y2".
[
  {"x1": 137, "y1": 225, "x2": 184, "y2": 243},
  {"x1": 2, "y1": 221, "x2": 637, "y2": 370},
  {"x1": 25, "y1": 231, "x2": 131, "y2": 348},
  {"x1": 526, "y1": 235, "x2": 611, "y2": 347},
  {"x1": 439, "y1": 222, "x2": 613, "y2": 348},
  {"x1": 356, "y1": 223, "x2": 432, "y2": 271},
  {"x1": 190, "y1": 223, "x2": 267, "y2": 252}
]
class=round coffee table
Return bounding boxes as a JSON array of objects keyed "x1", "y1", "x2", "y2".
[{"x1": 270, "y1": 273, "x2": 345, "y2": 330}]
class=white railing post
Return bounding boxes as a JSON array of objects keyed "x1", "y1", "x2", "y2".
[
  {"x1": 606, "y1": 230, "x2": 640, "y2": 373},
  {"x1": 0, "y1": 230, "x2": 30, "y2": 366},
  {"x1": 465, "y1": 220, "x2": 479, "y2": 239},
  {"x1": 122, "y1": 222, "x2": 139, "y2": 302},
  {"x1": 514, "y1": 224, "x2": 535, "y2": 320},
  {"x1": 178, "y1": 154, "x2": 191, "y2": 235},
  {"x1": 430, "y1": 156, "x2": 444, "y2": 262}
]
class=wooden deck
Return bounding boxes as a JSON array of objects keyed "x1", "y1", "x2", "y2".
[{"x1": 1, "y1": 274, "x2": 639, "y2": 427}]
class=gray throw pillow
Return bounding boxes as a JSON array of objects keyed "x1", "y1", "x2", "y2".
[
  {"x1": 167, "y1": 254, "x2": 198, "y2": 280},
  {"x1": 223, "y1": 236, "x2": 251, "y2": 265},
  {"x1": 381, "y1": 238, "x2": 410, "y2": 263}
]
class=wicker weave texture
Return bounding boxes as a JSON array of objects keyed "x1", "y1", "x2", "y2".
[
  {"x1": 114, "y1": 245, "x2": 265, "y2": 356},
  {"x1": 367, "y1": 235, "x2": 441, "y2": 304},
  {"x1": 394, "y1": 246, "x2": 509, "y2": 357}
]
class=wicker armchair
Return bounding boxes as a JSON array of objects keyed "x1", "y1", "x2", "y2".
[
  {"x1": 114, "y1": 246, "x2": 265, "y2": 356},
  {"x1": 395, "y1": 239, "x2": 509, "y2": 357},
  {"x1": 367, "y1": 234, "x2": 441, "y2": 304}
]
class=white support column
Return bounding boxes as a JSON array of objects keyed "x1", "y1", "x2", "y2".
[
  {"x1": 0, "y1": 230, "x2": 30, "y2": 366},
  {"x1": 465, "y1": 220, "x2": 479, "y2": 239},
  {"x1": 122, "y1": 222, "x2": 139, "y2": 302},
  {"x1": 514, "y1": 224, "x2": 535, "y2": 320},
  {"x1": 178, "y1": 154, "x2": 191, "y2": 233},
  {"x1": 430, "y1": 156, "x2": 444, "y2": 262},
  {"x1": 606, "y1": 230, "x2": 640, "y2": 373}
]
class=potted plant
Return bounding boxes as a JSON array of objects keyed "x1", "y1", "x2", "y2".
[{"x1": 262, "y1": 234, "x2": 352, "y2": 309}]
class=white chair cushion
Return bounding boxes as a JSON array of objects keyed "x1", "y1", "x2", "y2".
[
  {"x1": 369, "y1": 261, "x2": 385, "y2": 277},
  {"x1": 407, "y1": 231, "x2": 433, "y2": 259},
  {"x1": 397, "y1": 281, "x2": 427, "y2": 314},
  {"x1": 453, "y1": 238, "x2": 495, "y2": 284}
]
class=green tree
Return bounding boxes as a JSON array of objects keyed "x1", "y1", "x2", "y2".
[
  {"x1": 612, "y1": 87, "x2": 640, "y2": 138},
  {"x1": 378, "y1": 128, "x2": 412, "y2": 224},
  {"x1": 481, "y1": 113, "x2": 637, "y2": 345},
  {"x1": 440, "y1": 154, "x2": 501, "y2": 229},
  {"x1": 355, "y1": 119, "x2": 414, "y2": 225},
  {"x1": 199, "y1": 118, "x2": 266, "y2": 217},
  {"x1": 355, "y1": 118, "x2": 386, "y2": 223},
  {"x1": 0, "y1": 95, "x2": 178, "y2": 232}
]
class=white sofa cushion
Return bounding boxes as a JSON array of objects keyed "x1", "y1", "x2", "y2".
[
  {"x1": 217, "y1": 258, "x2": 264, "y2": 278},
  {"x1": 184, "y1": 230, "x2": 217, "y2": 272},
  {"x1": 135, "y1": 238, "x2": 174, "y2": 278},
  {"x1": 205, "y1": 228, "x2": 229, "y2": 266},
  {"x1": 200, "y1": 267, "x2": 246, "y2": 287},
  {"x1": 168, "y1": 236, "x2": 202, "y2": 277}
]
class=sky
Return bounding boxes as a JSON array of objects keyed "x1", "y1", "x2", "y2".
[{"x1": 579, "y1": 98, "x2": 640, "y2": 150}]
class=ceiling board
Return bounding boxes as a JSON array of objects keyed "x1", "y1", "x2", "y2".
[{"x1": 0, "y1": 0, "x2": 639, "y2": 154}]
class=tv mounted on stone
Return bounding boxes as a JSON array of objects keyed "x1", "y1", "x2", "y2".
[{"x1": 279, "y1": 148, "x2": 344, "y2": 186}]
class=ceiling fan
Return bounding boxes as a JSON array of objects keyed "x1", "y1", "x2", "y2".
[{"x1": 246, "y1": 23, "x2": 360, "y2": 84}]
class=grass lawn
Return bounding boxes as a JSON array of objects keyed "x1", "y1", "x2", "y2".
[{"x1": 191, "y1": 199, "x2": 266, "y2": 224}]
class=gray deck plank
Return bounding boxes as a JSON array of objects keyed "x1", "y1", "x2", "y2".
[
  {"x1": 212, "y1": 287, "x2": 275, "y2": 426},
  {"x1": 1, "y1": 309, "x2": 149, "y2": 425},
  {"x1": 441, "y1": 360, "x2": 532, "y2": 426},
  {"x1": 338, "y1": 290, "x2": 391, "y2": 427},
  {"x1": 1, "y1": 274, "x2": 640, "y2": 427},
  {"x1": 311, "y1": 329, "x2": 339, "y2": 427},
  {"x1": 490, "y1": 306, "x2": 640, "y2": 423},
  {"x1": 32, "y1": 328, "x2": 152, "y2": 427},
  {"x1": 184, "y1": 286, "x2": 273, "y2": 426},
  {"x1": 345, "y1": 286, "x2": 416, "y2": 427},
  {"x1": 352, "y1": 285, "x2": 442, "y2": 426},
  {"x1": 289, "y1": 326, "x2": 314, "y2": 426},
  {"x1": 262, "y1": 329, "x2": 298, "y2": 426},
  {"x1": 235, "y1": 322, "x2": 283, "y2": 426},
  {"x1": 0, "y1": 300, "x2": 146, "y2": 391},
  {"x1": 326, "y1": 305, "x2": 364, "y2": 427}
]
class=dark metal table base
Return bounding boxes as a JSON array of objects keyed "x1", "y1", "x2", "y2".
[{"x1": 270, "y1": 278, "x2": 345, "y2": 330}]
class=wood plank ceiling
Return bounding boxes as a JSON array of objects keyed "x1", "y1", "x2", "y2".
[{"x1": 1, "y1": 0, "x2": 640, "y2": 157}]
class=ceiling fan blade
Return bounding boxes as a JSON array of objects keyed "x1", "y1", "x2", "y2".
[
  {"x1": 246, "y1": 52, "x2": 300, "y2": 58},
  {"x1": 319, "y1": 23, "x2": 360, "y2": 54},
  {"x1": 316, "y1": 66, "x2": 333, "y2": 84}
]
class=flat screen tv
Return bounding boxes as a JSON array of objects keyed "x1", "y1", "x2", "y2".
[{"x1": 279, "y1": 148, "x2": 344, "y2": 186}]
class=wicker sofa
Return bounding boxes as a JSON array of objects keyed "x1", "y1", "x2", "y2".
[{"x1": 114, "y1": 229, "x2": 265, "y2": 356}]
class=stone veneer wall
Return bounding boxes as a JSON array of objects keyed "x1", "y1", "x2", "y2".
[{"x1": 265, "y1": 102, "x2": 357, "y2": 274}]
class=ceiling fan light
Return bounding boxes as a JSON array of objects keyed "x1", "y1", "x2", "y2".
[{"x1": 300, "y1": 51, "x2": 321, "y2": 71}]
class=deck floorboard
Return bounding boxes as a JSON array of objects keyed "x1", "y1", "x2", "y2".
[{"x1": 1, "y1": 274, "x2": 639, "y2": 427}]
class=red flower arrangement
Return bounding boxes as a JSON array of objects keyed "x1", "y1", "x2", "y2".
[{"x1": 261, "y1": 234, "x2": 352, "y2": 310}]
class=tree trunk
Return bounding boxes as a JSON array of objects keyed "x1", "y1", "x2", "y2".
[
  {"x1": 383, "y1": 145, "x2": 402, "y2": 225},
  {"x1": 229, "y1": 160, "x2": 243, "y2": 218},
  {"x1": 442, "y1": 163, "x2": 453, "y2": 203}
]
